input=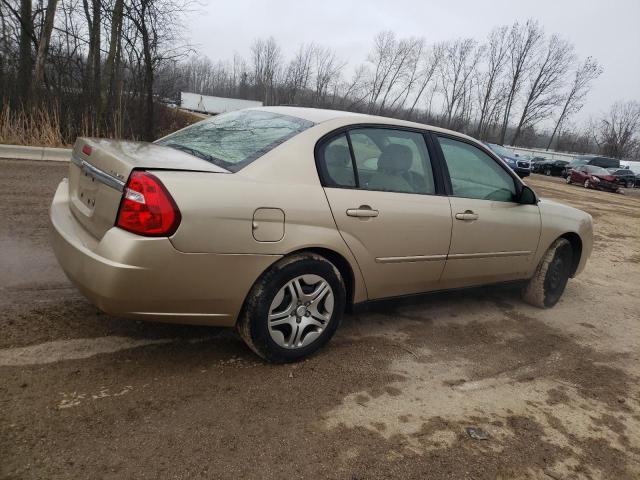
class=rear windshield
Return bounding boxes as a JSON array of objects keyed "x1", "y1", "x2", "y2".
[
  {"x1": 590, "y1": 157, "x2": 619, "y2": 168},
  {"x1": 156, "y1": 110, "x2": 314, "y2": 172}
]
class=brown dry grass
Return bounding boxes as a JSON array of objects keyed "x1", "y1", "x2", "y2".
[
  {"x1": 0, "y1": 103, "x2": 65, "y2": 147},
  {"x1": 0, "y1": 102, "x2": 203, "y2": 148}
]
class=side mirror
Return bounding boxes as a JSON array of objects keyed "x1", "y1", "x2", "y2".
[{"x1": 518, "y1": 185, "x2": 537, "y2": 205}]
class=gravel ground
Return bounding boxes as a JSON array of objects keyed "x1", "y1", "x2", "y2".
[{"x1": 1, "y1": 159, "x2": 639, "y2": 479}]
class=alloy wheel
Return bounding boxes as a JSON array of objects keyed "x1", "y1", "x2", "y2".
[{"x1": 267, "y1": 274, "x2": 334, "y2": 349}]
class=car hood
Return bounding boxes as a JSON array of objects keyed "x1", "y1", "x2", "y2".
[
  {"x1": 591, "y1": 174, "x2": 616, "y2": 181},
  {"x1": 538, "y1": 198, "x2": 591, "y2": 221}
]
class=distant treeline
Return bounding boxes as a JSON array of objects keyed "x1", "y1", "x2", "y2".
[{"x1": 0, "y1": 1, "x2": 638, "y2": 157}]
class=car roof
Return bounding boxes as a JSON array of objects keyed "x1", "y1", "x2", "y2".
[{"x1": 251, "y1": 106, "x2": 478, "y2": 142}]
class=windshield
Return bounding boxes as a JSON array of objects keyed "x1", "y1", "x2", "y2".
[
  {"x1": 586, "y1": 166, "x2": 610, "y2": 175},
  {"x1": 487, "y1": 143, "x2": 514, "y2": 157},
  {"x1": 156, "y1": 109, "x2": 314, "y2": 172},
  {"x1": 569, "y1": 159, "x2": 588, "y2": 167}
]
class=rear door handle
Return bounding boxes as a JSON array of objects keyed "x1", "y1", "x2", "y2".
[
  {"x1": 346, "y1": 205, "x2": 379, "y2": 218},
  {"x1": 455, "y1": 210, "x2": 479, "y2": 221}
]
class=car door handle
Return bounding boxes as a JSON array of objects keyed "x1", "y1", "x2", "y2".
[
  {"x1": 455, "y1": 210, "x2": 479, "y2": 221},
  {"x1": 346, "y1": 206, "x2": 379, "y2": 218}
]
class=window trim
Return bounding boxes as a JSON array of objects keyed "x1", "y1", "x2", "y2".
[
  {"x1": 431, "y1": 132, "x2": 525, "y2": 202},
  {"x1": 314, "y1": 123, "x2": 448, "y2": 196}
]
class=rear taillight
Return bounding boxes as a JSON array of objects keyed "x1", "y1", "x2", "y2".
[{"x1": 116, "y1": 171, "x2": 181, "y2": 237}]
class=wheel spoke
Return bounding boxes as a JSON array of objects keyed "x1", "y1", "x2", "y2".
[
  {"x1": 270, "y1": 316, "x2": 294, "y2": 327},
  {"x1": 308, "y1": 282, "x2": 329, "y2": 304}
]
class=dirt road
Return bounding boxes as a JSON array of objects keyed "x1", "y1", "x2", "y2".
[{"x1": 1, "y1": 159, "x2": 639, "y2": 479}]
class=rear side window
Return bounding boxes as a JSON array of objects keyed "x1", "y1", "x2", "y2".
[
  {"x1": 322, "y1": 134, "x2": 356, "y2": 187},
  {"x1": 156, "y1": 110, "x2": 314, "y2": 172},
  {"x1": 438, "y1": 136, "x2": 516, "y2": 202},
  {"x1": 318, "y1": 128, "x2": 436, "y2": 195}
]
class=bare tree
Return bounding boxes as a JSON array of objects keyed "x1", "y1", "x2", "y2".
[
  {"x1": 595, "y1": 101, "x2": 640, "y2": 158},
  {"x1": 475, "y1": 25, "x2": 509, "y2": 138},
  {"x1": 251, "y1": 37, "x2": 282, "y2": 105},
  {"x1": 546, "y1": 57, "x2": 601, "y2": 150},
  {"x1": 498, "y1": 20, "x2": 543, "y2": 144},
  {"x1": 405, "y1": 43, "x2": 442, "y2": 116},
  {"x1": 32, "y1": 0, "x2": 58, "y2": 96},
  {"x1": 437, "y1": 37, "x2": 481, "y2": 127},
  {"x1": 283, "y1": 43, "x2": 314, "y2": 105},
  {"x1": 313, "y1": 46, "x2": 344, "y2": 105},
  {"x1": 511, "y1": 35, "x2": 575, "y2": 145}
]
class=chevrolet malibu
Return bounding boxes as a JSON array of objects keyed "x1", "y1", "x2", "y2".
[{"x1": 50, "y1": 107, "x2": 593, "y2": 362}]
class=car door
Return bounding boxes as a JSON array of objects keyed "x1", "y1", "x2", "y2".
[
  {"x1": 571, "y1": 166, "x2": 587, "y2": 184},
  {"x1": 317, "y1": 127, "x2": 452, "y2": 299},
  {"x1": 434, "y1": 135, "x2": 541, "y2": 288}
]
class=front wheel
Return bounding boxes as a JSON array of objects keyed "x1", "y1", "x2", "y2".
[
  {"x1": 627, "y1": 180, "x2": 633, "y2": 188},
  {"x1": 565, "y1": 176, "x2": 572, "y2": 184},
  {"x1": 584, "y1": 179, "x2": 590, "y2": 188},
  {"x1": 522, "y1": 238, "x2": 573, "y2": 308},
  {"x1": 545, "y1": 168, "x2": 551, "y2": 176},
  {"x1": 237, "y1": 253, "x2": 346, "y2": 362}
]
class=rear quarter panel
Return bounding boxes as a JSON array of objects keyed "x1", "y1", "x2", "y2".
[{"x1": 153, "y1": 122, "x2": 369, "y2": 302}]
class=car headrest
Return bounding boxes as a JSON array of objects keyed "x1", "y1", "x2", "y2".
[
  {"x1": 377, "y1": 144, "x2": 413, "y2": 173},
  {"x1": 325, "y1": 144, "x2": 351, "y2": 166}
]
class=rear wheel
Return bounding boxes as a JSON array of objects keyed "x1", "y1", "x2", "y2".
[
  {"x1": 522, "y1": 238, "x2": 573, "y2": 308},
  {"x1": 627, "y1": 180, "x2": 633, "y2": 188},
  {"x1": 565, "y1": 176, "x2": 572, "y2": 184},
  {"x1": 237, "y1": 253, "x2": 346, "y2": 363},
  {"x1": 545, "y1": 168, "x2": 551, "y2": 176},
  {"x1": 584, "y1": 179, "x2": 590, "y2": 188}
]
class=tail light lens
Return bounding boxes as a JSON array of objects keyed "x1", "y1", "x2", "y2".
[{"x1": 116, "y1": 171, "x2": 181, "y2": 236}]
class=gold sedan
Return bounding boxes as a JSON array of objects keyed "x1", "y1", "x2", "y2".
[{"x1": 50, "y1": 107, "x2": 593, "y2": 362}]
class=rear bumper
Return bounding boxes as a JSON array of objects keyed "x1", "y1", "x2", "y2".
[{"x1": 50, "y1": 180, "x2": 279, "y2": 327}]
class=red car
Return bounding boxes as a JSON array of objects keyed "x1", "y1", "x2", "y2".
[{"x1": 566, "y1": 165, "x2": 620, "y2": 192}]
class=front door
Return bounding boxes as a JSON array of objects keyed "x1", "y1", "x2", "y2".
[
  {"x1": 317, "y1": 127, "x2": 452, "y2": 299},
  {"x1": 435, "y1": 136, "x2": 541, "y2": 288}
]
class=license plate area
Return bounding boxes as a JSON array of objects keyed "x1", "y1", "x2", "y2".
[{"x1": 78, "y1": 168, "x2": 99, "y2": 210}]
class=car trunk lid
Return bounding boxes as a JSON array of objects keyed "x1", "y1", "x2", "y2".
[{"x1": 67, "y1": 138, "x2": 228, "y2": 240}]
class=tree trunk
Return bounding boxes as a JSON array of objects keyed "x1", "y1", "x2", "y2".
[
  {"x1": 18, "y1": 0, "x2": 33, "y2": 103},
  {"x1": 32, "y1": 0, "x2": 59, "y2": 98},
  {"x1": 140, "y1": 9, "x2": 154, "y2": 141},
  {"x1": 103, "y1": 0, "x2": 124, "y2": 124}
]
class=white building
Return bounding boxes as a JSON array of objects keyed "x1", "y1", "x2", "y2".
[{"x1": 180, "y1": 92, "x2": 262, "y2": 115}]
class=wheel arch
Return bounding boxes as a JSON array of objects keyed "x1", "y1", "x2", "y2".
[
  {"x1": 559, "y1": 232, "x2": 582, "y2": 277},
  {"x1": 293, "y1": 247, "x2": 357, "y2": 312}
]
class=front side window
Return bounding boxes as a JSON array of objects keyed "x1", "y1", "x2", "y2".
[
  {"x1": 438, "y1": 136, "x2": 516, "y2": 202},
  {"x1": 156, "y1": 110, "x2": 314, "y2": 172}
]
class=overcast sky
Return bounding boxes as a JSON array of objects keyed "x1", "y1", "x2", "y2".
[{"x1": 185, "y1": 0, "x2": 640, "y2": 123}]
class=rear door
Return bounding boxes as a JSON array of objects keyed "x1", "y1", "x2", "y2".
[
  {"x1": 317, "y1": 127, "x2": 452, "y2": 299},
  {"x1": 434, "y1": 135, "x2": 541, "y2": 287}
]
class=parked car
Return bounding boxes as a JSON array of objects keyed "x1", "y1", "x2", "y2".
[
  {"x1": 484, "y1": 143, "x2": 531, "y2": 177},
  {"x1": 536, "y1": 159, "x2": 569, "y2": 176},
  {"x1": 607, "y1": 168, "x2": 636, "y2": 188},
  {"x1": 566, "y1": 165, "x2": 620, "y2": 192},
  {"x1": 530, "y1": 157, "x2": 549, "y2": 173},
  {"x1": 50, "y1": 107, "x2": 593, "y2": 362},
  {"x1": 562, "y1": 155, "x2": 620, "y2": 178}
]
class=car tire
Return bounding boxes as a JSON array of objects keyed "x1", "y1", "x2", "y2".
[
  {"x1": 584, "y1": 179, "x2": 590, "y2": 188},
  {"x1": 565, "y1": 176, "x2": 572, "y2": 184},
  {"x1": 545, "y1": 168, "x2": 551, "y2": 176},
  {"x1": 627, "y1": 181, "x2": 633, "y2": 188},
  {"x1": 237, "y1": 252, "x2": 346, "y2": 363},
  {"x1": 522, "y1": 238, "x2": 572, "y2": 309}
]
